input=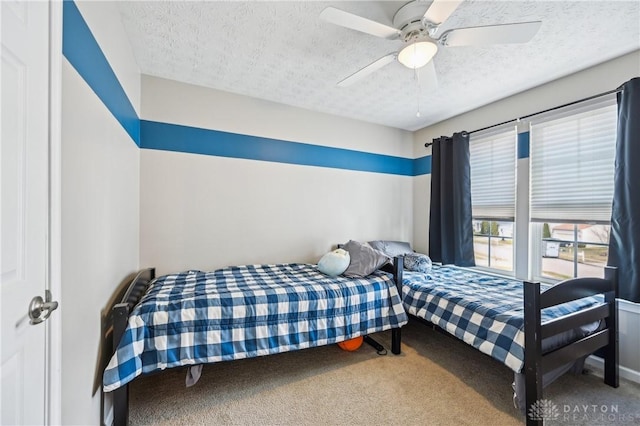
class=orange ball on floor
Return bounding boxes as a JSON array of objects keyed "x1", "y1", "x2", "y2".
[{"x1": 337, "y1": 336, "x2": 363, "y2": 351}]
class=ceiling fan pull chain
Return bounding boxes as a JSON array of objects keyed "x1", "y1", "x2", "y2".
[{"x1": 415, "y1": 68, "x2": 422, "y2": 118}]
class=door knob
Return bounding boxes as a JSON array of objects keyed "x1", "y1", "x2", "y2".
[{"x1": 28, "y1": 291, "x2": 59, "y2": 325}]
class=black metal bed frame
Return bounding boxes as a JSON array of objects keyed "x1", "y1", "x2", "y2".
[{"x1": 105, "y1": 261, "x2": 617, "y2": 426}]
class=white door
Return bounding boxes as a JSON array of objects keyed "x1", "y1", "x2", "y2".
[{"x1": 1, "y1": 1, "x2": 55, "y2": 424}]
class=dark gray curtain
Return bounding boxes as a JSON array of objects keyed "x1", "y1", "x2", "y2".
[
  {"x1": 607, "y1": 77, "x2": 640, "y2": 303},
  {"x1": 428, "y1": 132, "x2": 475, "y2": 266}
]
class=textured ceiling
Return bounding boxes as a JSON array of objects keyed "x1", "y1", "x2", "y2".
[{"x1": 116, "y1": 1, "x2": 640, "y2": 131}]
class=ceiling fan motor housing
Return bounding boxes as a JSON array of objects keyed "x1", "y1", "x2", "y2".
[
  {"x1": 402, "y1": 25, "x2": 431, "y2": 44},
  {"x1": 393, "y1": 1, "x2": 437, "y2": 43}
]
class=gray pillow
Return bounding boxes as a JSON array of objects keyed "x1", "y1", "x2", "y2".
[
  {"x1": 342, "y1": 240, "x2": 390, "y2": 277},
  {"x1": 368, "y1": 240, "x2": 414, "y2": 258}
]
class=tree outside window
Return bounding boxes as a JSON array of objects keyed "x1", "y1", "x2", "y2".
[{"x1": 473, "y1": 220, "x2": 513, "y2": 272}]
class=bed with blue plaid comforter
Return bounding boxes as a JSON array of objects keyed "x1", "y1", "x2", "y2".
[
  {"x1": 103, "y1": 263, "x2": 408, "y2": 392},
  {"x1": 402, "y1": 265, "x2": 603, "y2": 373}
]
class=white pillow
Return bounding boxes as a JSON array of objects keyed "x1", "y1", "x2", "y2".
[{"x1": 317, "y1": 249, "x2": 351, "y2": 277}]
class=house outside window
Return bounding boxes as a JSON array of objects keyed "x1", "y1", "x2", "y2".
[{"x1": 539, "y1": 223, "x2": 611, "y2": 280}]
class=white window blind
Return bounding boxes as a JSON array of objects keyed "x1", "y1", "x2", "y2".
[
  {"x1": 529, "y1": 97, "x2": 617, "y2": 223},
  {"x1": 470, "y1": 127, "x2": 517, "y2": 220}
]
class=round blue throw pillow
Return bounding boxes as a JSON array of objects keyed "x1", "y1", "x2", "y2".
[
  {"x1": 404, "y1": 253, "x2": 433, "y2": 273},
  {"x1": 317, "y1": 249, "x2": 351, "y2": 277}
]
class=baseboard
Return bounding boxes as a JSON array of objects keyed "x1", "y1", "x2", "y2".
[
  {"x1": 585, "y1": 355, "x2": 640, "y2": 384},
  {"x1": 618, "y1": 299, "x2": 640, "y2": 314}
]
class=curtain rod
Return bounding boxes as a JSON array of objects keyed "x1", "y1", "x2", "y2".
[{"x1": 425, "y1": 86, "x2": 623, "y2": 148}]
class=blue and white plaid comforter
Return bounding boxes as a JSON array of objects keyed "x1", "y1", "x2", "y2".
[
  {"x1": 103, "y1": 263, "x2": 408, "y2": 392},
  {"x1": 402, "y1": 265, "x2": 603, "y2": 373}
]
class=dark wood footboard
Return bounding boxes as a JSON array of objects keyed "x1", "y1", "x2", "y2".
[
  {"x1": 392, "y1": 261, "x2": 619, "y2": 424},
  {"x1": 107, "y1": 268, "x2": 155, "y2": 426},
  {"x1": 391, "y1": 256, "x2": 403, "y2": 355},
  {"x1": 524, "y1": 266, "x2": 618, "y2": 426}
]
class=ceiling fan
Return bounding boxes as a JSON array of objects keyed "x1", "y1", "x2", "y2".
[{"x1": 320, "y1": 0, "x2": 542, "y2": 87}]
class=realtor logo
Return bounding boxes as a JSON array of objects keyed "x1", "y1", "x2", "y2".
[{"x1": 528, "y1": 399, "x2": 560, "y2": 421}]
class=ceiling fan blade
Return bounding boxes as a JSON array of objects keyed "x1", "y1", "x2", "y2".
[
  {"x1": 320, "y1": 7, "x2": 400, "y2": 40},
  {"x1": 421, "y1": 60, "x2": 438, "y2": 92},
  {"x1": 337, "y1": 54, "x2": 396, "y2": 87},
  {"x1": 423, "y1": 0, "x2": 463, "y2": 25},
  {"x1": 440, "y1": 21, "x2": 542, "y2": 47}
]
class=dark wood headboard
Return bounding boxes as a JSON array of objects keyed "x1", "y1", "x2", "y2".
[{"x1": 105, "y1": 268, "x2": 155, "y2": 426}]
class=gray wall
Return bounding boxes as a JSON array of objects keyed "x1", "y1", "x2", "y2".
[
  {"x1": 140, "y1": 76, "x2": 414, "y2": 275},
  {"x1": 60, "y1": 2, "x2": 140, "y2": 423}
]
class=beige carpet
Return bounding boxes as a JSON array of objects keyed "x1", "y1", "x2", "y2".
[{"x1": 129, "y1": 321, "x2": 640, "y2": 425}]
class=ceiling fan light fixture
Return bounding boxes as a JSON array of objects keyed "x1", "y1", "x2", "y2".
[{"x1": 397, "y1": 41, "x2": 437, "y2": 69}]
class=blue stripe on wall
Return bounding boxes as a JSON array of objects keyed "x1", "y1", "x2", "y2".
[
  {"x1": 141, "y1": 120, "x2": 415, "y2": 176},
  {"x1": 62, "y1": 0, "x2": 140, "y2": 145},
  {"x1": 62, "y1": 0, "x2": 428, "y2": 176},
  {"x1": 413, "y1": 156, "x2": 432, "y2": 176},
  {"x1": 518, "y1": 131, "x2": 530, "y2": 159}
]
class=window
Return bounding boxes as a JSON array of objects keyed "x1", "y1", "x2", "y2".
[
  {"x1": 529, "y1": 97, "x2": 617, "y2": 280},
  {"x1": 470, "y1": 127, "x2": 517, "y2": 272},
  {"x1": 536, "y1": 223, "x2": 611, "y2": 280},
  {"x1": 472, "y1": 220, "x2": 514, "y2": 271}
]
